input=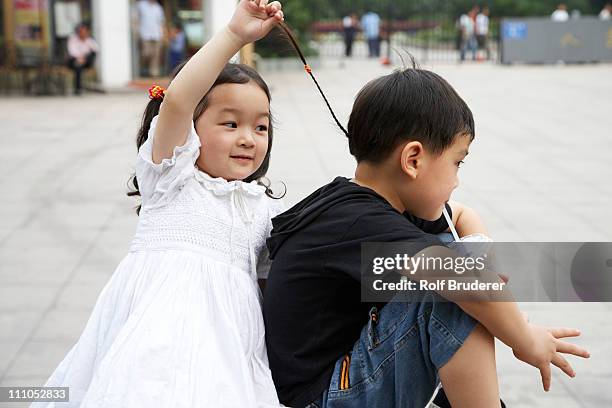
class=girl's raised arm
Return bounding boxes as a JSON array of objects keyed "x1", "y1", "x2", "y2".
[{"x1": 152, "y1": 0, "x2": 283, "y2": 164}]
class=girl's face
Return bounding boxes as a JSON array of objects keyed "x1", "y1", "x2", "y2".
[
  {"x1": 404, "y1": 134, "x2": 471, "y2": 221},
  {"x1": 194, "y1": 82, "x2": 270, "y2": 181}
]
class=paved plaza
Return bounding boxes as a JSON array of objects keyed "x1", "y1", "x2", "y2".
[{"x1": 1, "y1": 58, "x2": 611, "y2": 407}]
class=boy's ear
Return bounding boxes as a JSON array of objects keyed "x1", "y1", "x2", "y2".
[{"x1": 399, "y1": 141, "x2": 424, "y2": 179}]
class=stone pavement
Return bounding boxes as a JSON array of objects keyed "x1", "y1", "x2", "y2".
[{"x1": 0, "y1": 58, "x2": 611, "y2": 407}]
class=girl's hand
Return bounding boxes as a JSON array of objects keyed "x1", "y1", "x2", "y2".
[
  {"x1": 228, "y1": 0, "x2": 284, "y2": 45},
  {"x1": 512, "y1": 324, "x2": 590, "y2": 391}
]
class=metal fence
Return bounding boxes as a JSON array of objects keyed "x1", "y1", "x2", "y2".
[{"x1": 306, "y1": 2, "x2": 499, "y2": 63}]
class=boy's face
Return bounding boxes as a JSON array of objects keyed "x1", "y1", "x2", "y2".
[{"x1": 399, "y1": 134, "x2": 472, "y2": 221}]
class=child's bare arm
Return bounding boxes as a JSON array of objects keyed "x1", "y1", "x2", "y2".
[
  {"x1": 152, "y1": 28, "x2": 243, "y2": 164},
  {"x1": 457, "y1": 300, "x2": 589, "y2": 391},
  {"x1": 441, "y1": 202, "x2": 588, "y2": 389},
  {"x1": 447, "y1": 200, "x2": 488, "y2": 237},
  {"x1": 413, "y1": 243, "x2": 590, "y2": 391},
  {"x1": 152, "y1": 0, "x2": 283, "y2": 164}
]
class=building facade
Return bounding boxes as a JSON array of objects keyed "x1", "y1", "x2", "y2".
[{"x1": 1, "y1": 0, "x2": 235, "y2": 90}]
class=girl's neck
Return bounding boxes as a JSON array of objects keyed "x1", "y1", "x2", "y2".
[{"x1": 196, "y1": 165, "x2": 245, "y2": 183}]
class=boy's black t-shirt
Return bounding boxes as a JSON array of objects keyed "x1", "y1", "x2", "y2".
[{"x1": 264, "y1": 177, "x2": 451, "y2": 408}]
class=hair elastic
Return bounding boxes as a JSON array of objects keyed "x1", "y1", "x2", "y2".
[{"x1": 148, "y1": 85, "x2": 165, "y2": 100}]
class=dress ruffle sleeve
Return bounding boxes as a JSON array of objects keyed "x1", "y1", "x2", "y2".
[{"x1": 135, "y1": 115, "x2": 201, "y2": 209}]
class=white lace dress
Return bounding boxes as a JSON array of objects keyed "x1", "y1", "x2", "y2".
[{"x1": 33, "y1": 116, "x2": 284, "y2": 408}]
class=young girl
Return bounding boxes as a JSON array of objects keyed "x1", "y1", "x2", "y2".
[{"x1": 34, "y1": 1, "x2": 285, "y2": 406}]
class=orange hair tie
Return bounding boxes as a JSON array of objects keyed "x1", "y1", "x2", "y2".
[
  {"x1": 148, "y1": 85, "x2": 165, "y2": 100},
  {"x1": 304, "y1": 64, "x2": 312, "y2": 74}
]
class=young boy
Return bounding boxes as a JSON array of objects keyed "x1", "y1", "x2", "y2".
[{"x1": 263, "y1": 67, "x2": 589, "y2": 408}]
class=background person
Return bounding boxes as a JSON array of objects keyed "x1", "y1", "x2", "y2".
[
  {"x1": 66, "y1": 22, "x2": 98, "y2": 95},
  {"x1": 459, "y1": 6, "x2": 478, "y2": 62},
  {"x1": 551, "y1": 3, "x2": 570, "y2": 21},
  {"x1": 167, "y1": 20, "x2": 186, "y2": 74},
  {"x1": 135, "y1": 0, "x2": 165, "y2": 77},
  {"x1": 599, "y1": 2, "x2": 611, "y2": 20},
  {"x1": 476, "y1": 6, "x2": 490, "y2": 61},
  {"x1": 361, "y1": 11, "x2": 381, "y2": 58},
  {"x1": 342, "y1": 13, "x2": 359, "y2": 58}
]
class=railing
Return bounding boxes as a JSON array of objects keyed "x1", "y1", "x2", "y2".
[{"x1": 310, "y1": 17, "x2": 500, "y2": 63}]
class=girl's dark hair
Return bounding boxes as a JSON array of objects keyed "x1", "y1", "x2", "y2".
[
  {"x1": 347, "y1": 61, "x2": 475, "y2": 163},
  {"x1": 127, "y1": 62, "x2": 282, "y2": 214},
  {"x1": 277, "y1": 22, "x2": 348, "y2": 137},
  {"x1": 276, "y1": 23, "x2": 473, "y2": 164}
]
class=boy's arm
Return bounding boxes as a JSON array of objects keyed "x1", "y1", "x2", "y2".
[
  {"x1": 423, "y1": 205, "x2": 588, "y2": 390},
  {"x1": 152, "y1": 0, "x2": 283, "y2": 164},
  {"x1": 456, "y1": 299, "x2": 588, "y2": 391},
  {"x1": 416, "y1": 245, "x2": 589, "y2": 391},
  {"x1": 447, "y1": 200, "x2": 488, "y2": 237}
]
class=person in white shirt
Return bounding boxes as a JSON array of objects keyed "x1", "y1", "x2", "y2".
[
  {"x1": 459, "y1": 6, "x2": 478, "y2": 61},
  {"x1": 475, "y1": 6, "x2": 490, "y2": 60},
  {"x1": 66, "y1": 23, "x2": 99, "y2": 95},
  {"x1": 599, "y1": 3, "x2": 612, "y2": 20},
  {"x1": 342, "y1": 13, "x2": 358, "y2": 58},
  {"x1": 135, "y1": 0, "x2": 165, "y2": 77},
  {"x1": 551, "y1": 3, "x2": 569, "y2": 22}
]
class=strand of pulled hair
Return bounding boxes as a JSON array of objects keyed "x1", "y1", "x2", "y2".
[{"x1": 278, "y1": 21, "x2": 348, "y2": 137}]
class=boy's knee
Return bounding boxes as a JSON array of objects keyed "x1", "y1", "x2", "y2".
[{"x1": 417, "y1": 293, "x2": 479, "y2": 370}]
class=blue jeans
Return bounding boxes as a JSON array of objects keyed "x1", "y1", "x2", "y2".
[
  {"x1": 305, "y1": 291, "x2": 477, "y2": 408},
  {"x1": 367, "y1": 37, "x2": 380, "y2": 57},
  {"x1": 460, "y1": 35, "x2": 477, "y2": 61}
]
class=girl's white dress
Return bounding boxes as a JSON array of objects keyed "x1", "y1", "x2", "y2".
[{"x1": 33, "y1": 116, "x2": 284, "y2": 408}]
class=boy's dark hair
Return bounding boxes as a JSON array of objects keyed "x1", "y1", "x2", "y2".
[
  {"x1": 346, "y1": 65, "x2": 475, "y2": 163},
  {"x1": 127, "y1": 62, "x2": 282, "y2": 215}
]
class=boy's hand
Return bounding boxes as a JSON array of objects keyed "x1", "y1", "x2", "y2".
[
  {"x1": 228, "y1": 0, "x2": 284, "y2": 45},
  {"x1": 512, "y1": 324, "x2": 590, "y2": 391}
]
